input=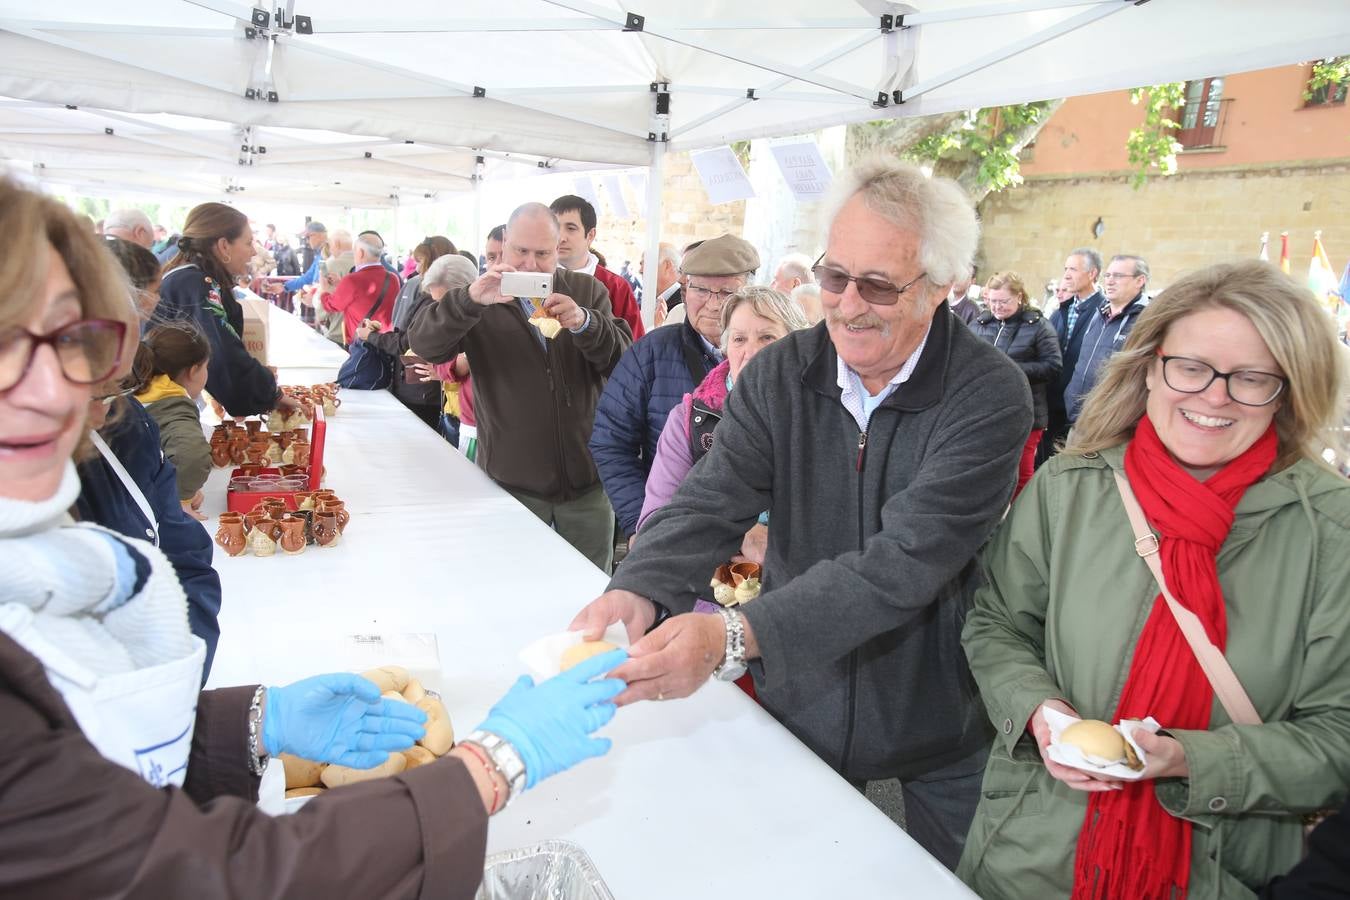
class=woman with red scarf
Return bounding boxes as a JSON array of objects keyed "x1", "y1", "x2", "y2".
[{"x1": 957, "y1": 260, "x2": 1350, "y2": 899}]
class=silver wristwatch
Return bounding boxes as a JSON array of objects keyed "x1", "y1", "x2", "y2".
[
  {"x1": 465, "y1": 729, "x2": 526, "y2": 806},
  {"x1": 712, "y1": 606, "x2": 748, "y2": 682}
]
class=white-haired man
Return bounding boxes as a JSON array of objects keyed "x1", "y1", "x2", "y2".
[
  {"x1": 571, "y1": 159, "x2": 1033, "y2": 870},
  {"x1": 321, "y1": 230, "x2": 398, "y2": 345},
  {"x1": 770, "y1": 252, "x2": 814, "y2": 294},
  {"x1": 103, "y1": 208, "x2": 155, "y2": 249}
]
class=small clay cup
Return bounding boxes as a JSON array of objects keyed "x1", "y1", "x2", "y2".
[
  {"x1": 244, "y1": 419, "x2": 262, "y2": 438},
  {"x1": 313, "y1": 511, "x2": 340, "y2": 548},
  {"x1": 279, "y1": 516, "x2": 306, "y2": 555},
  {"x1": 318, "y1": 500, "x2": 349, "y2": 533},
  {"x1": 214, "y1": 514, "x2": 247, "y2": 557}
]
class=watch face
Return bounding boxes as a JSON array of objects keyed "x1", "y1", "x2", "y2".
[{"x1": 716, "y1": 662, "x2": 748, "y2": 682}]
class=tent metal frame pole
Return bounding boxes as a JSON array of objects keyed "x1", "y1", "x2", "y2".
[
  {"x1": 669, "y1": 31, "x2": 878, "y2": 140},
  {"x1": 900, "y1": 1, "x2": 1130, "y2": 102},
  {"x1": 308, "y1": 16, "x2": 872, "y2": 34},
  {"x1": 472, "y1": 155, "x2": 485, "y2": 260},
  {"x1": 642, "y1": 139, "x2": 664, "y2": 332},
  {"x1": 538, "y1": 0, "x2": 877, "y2": 102},
  {"x1": 904, "y1": 0, "x2": 1116, "y2": 27}
]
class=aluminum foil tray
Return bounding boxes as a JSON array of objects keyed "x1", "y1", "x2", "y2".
[{"x1": 476, "y1": 840, "x2": 615, "y2": 900}]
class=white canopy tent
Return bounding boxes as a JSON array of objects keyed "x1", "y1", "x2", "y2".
[{"x1": 2, "y1": 0, "x2": 1348, "y2": 320}]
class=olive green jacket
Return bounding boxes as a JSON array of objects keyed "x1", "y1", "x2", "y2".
[
  {"x1": 958, "y1": 445, "x2": 1350, "y2": 899},
  {"x1": 141, "y1": 394, "x2": 212, "y2": 501}
]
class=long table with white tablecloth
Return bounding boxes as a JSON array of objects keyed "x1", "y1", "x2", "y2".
[{"x1": 202, "y1": 304, "x2": 977, "y2": 899}]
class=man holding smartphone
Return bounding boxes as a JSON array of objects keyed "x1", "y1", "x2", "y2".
[{"x1": 407, "y1": 202, "x2": 632, "y2": 570}]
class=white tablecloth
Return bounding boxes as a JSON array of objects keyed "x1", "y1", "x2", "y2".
[{"x1": 203, "y1": 306, "x2": 977, "y2": 899}]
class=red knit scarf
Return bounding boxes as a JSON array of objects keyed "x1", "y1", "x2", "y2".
[{"x1": 1070, "y1": 416, "x2": 1276, "y2": 899}]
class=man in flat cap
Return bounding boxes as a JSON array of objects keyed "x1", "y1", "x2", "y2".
[
  {"x1": 589, "y1": 233, "x2": 759, "y2": 551},
  {"x1": 573, "y1": 159, "x2": 1032, "y2": 869}
]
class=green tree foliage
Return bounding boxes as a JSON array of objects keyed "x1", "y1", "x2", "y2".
[
  {"x1": 1304, "y1": 56, "x2": 1349, "y2": 104},
  {"x1": 1125, "y1": 82, "x2": 1185, "y2": 189},
  {"x1": 904, "y1": 102, "x2": 1057, "y2": 196}
]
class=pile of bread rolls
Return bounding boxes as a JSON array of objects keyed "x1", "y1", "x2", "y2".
[{"x1": 281, "y1": 665, "x2": 455, "y2": 799}]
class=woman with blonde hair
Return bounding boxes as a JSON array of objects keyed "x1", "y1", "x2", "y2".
[
  {"x1": 969, "y1": 270, "x2": 1062, "y2": 496},
  {"x1": 958, "y1": 259, "x2": 1350, "y2": 898},
  {"x1": 155, "y1": 202, "x2": 297, "y2": 418},
  {"x1": 637, "y1": 285, "x2": 810, "y2": 542}
]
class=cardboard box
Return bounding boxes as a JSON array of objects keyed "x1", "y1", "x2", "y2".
[{"x1": 239, "y1": 295, "x2": 270, "y2": 366}]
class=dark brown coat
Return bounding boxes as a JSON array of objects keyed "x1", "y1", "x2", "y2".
[
  {"x1": 407, "y1": 268, "x2": 632, "y2": 502},
  {"x1": 0, "y1": 632, "x2": 488, "y2": 899}
]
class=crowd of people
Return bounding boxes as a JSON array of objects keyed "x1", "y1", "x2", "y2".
[{"x1": 3, "y1": 150, "x2": 1348, "y2": 899}]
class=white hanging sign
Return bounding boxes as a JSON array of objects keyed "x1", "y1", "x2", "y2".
[
  {"x1": 602, "y1": 174, "x2": 630, "y2": 218},
  {"x1": 626, "y1": 172, "x2": 648, "y2": 217},
  {"x1": 691, "y1": 146, "x2": 755, "y2": 205},
  {"x1": 571, "y1": 175, "x2": 600, "y2": 209},
  {"x1": 769, "y1": 138, "x2": 833, "y2": 201}
]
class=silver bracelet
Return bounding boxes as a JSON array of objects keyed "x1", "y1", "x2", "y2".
[
  {"x1": 247, "y1": 685, "x2": 270, "y2": 776},
  {"x1": 465, "y1": 729, "x2": 527, "y2": 807}
]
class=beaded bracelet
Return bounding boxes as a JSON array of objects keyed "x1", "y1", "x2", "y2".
[
  {"x1": 458, "y1": 742, "x2": 502, "y2": 815},
  {"x1": 247, "y1": 685, "x2": 269, "y2": 776}
]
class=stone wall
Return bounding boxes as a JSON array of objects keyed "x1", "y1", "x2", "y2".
[
  {"x1": 591, "y1": 151, "x2": 746, "y2": 273},
  {"x1": 977, "y1": 160, "x2": 1350, "y2": 296}
]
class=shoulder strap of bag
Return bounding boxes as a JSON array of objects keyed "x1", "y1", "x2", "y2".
[
  {"x1": 1112, "y1": 470, "x2": 1262, "y2": 725},
  {"x1": 90, "y1": 431, "x2": 160, "y2": 547},
  {"x1": 360, "y1": 273, "x2": 394, "y2": 329}
]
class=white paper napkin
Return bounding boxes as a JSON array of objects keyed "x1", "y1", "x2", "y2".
[
  {"x1": 518, "y1": 624, "x2": 630, "y2": 682},
  {"x1": 1044, "y1": 706, "x2": 1160, "y2": 781}
]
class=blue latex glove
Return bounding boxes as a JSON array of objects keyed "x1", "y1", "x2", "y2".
[
  {"x1": 475, "y1": 648, "x2": 627, "y2": 789},
  {"x1": 263, "y1": 673, "x2": 428, "y2": 769}
]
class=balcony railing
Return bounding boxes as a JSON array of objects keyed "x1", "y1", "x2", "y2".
[{"x1": 1177, "y1": 98, "x2": 1233, "y2": 151}]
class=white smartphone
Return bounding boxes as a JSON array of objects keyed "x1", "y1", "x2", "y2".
[{"x1": 500, "y1": 271, "x2": 553, "y2": 300}]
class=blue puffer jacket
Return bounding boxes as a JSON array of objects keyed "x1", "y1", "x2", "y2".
[
  {"x1": 156, "y1": 264, "x2": 279, "y2": 417},
  {"x1": 77, "y1": 399, "x2": 223, "y2": 683},
  {"x1": 590, "y1": 321, "x2": 720, "y2": 537}
]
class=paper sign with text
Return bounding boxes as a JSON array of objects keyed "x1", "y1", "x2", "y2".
[
  {"x1": 770, "y1": 139, "x2": 833, "y2": 201},
  {"x1": 691, "y1": 146, "x2": 756, "y2": 205}
]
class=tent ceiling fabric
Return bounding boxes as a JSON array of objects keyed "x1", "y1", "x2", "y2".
[{"x1": 0, "y1": 0, "x2": 1347, "y2": 204}]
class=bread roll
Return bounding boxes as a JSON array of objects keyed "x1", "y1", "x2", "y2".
[
  {"x1": 561, "y1": 640, "x2": 618, "y2": 672},
  {"x1": 1060, "y1": 719, "x2": 1129, "y2": 767},
  {"x1": 320, "y1": 752, "x2": 407, "y2": 788},
  {"x1": 415, "y1": 695, "x2": 455, "y2": 756},
  {"x1": 403, "y1": 746, "x2": 438, "y2": 769},
  {"x1": 285, "y1": 786, "x2": 324, "y2": 799},
  {"x1": 278, "y1": 753, "x2": 325, "y2": 789},
  {"x1": 401, "y1": 678, "x2": 426, "y2": 703},
  {"x1": 361, "y1": 665, "x2": 411, "y2": 694}
]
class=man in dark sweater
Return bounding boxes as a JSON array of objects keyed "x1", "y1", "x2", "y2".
[
  {"x1": 407, "y1": 203, "x2": 631, "y2": 570},
  {"x1": 572, "y1": 159, "x2": 1031, "y2": 870}
]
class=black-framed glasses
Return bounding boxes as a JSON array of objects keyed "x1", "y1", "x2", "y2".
[
  {"x1": 811, "y1": 254, "x2": 926, "y2": 306},
  {"x1": 1157, "y1": 352, "x2": 1286, "y2": 407},
  {"x1": 0, "y1": 319, "x2": 126, "y2": 392},
  {"x1": 1102, "y1": 271, "x2": 1142, "y2": 281}
]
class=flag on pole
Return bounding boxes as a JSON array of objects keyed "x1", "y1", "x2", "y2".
[
  {"x1": 1309, "y1": 232, "x2": 1339, "y2": 307},
  {"x1": 1258, "y1": 232, "x2": 1269, "y2": 262},
  {"x1": 1279, "y1": 232, "x2": 1290, "y2": 275},
  {"x1": 1338, "y1": 262, "x2": 1350, "y2": 305}
]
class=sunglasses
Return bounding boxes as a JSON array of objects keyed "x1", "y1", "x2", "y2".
[{"x1": 811, "y1": 254, "x2": 926, "y2": 306}]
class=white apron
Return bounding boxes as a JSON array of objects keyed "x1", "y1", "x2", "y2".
[{"x1": 1, "y1": 604, "x2": 205, "y2": 788}]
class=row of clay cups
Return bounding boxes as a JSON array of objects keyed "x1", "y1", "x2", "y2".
[
  {"x1": 216, "y1": 509, "x2": 341, "y2": 557},
  {"x1": 229, "y1": 474, "x2": 308, "y2": 493}
]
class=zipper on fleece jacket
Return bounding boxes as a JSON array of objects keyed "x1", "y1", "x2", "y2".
[
  {"x1": 515, "y1": 307, "x2": 570, "y2": 498},
  {"x1": 841, "y1": 427, "x2": 868, "y2": 774}
]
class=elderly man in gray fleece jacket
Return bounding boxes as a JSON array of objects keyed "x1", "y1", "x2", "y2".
[{"x1": 572, "y1": 158, "x2": 1033, "y2": 870}]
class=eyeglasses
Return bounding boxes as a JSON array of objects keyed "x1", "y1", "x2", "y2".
[
  {"x1": 0, "y1": 319, "x2": 126, "y2": 392},
  {"x1": 1157, "y1": 352, "x2": 1286, "y2": 407},
  {"x1": 811, "y1": 255, "x2": 926, "y2": 306},
  {"x1": 686, "y1": 284, "x2": 739, "y2": 304},
  {"x1": 1102, "y1": 271, "x2": 1141, "y2": 281}
]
